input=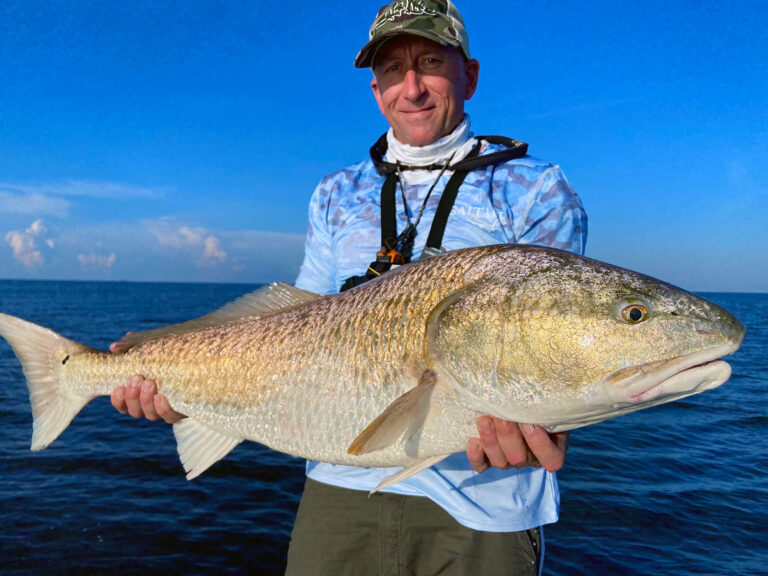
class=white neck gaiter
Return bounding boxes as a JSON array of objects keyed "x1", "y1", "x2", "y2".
[{"x1": 385, "y1": 115, "x2": 477, "y2": 185}]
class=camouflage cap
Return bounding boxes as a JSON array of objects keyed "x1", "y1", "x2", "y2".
[{"x1": 354, "y1": 0, "x2": 470, "y2": 69}]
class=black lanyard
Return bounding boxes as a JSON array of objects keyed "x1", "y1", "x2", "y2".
[
  {"x1": 372, "y1": 134, "x2": 529, "y2": 261},
  {"x1": 339, "y1": 134, "x2": 529, "y2": 292}
]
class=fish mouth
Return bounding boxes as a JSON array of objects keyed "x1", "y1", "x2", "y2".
[
  {"x1": 603, "y1": 339, "x2": 741, "y2": 406},
  {"x1": 543, "y1": 338, "x2": 742, "y2": 434}
]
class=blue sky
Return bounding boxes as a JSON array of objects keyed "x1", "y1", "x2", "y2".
[{"x1": 1, "y1": 1, "x2": 766, "y2": 291}]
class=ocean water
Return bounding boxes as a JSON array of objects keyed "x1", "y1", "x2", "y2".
[{"x1": 0, "y1": 281, "x2": 765, "y2": 575}]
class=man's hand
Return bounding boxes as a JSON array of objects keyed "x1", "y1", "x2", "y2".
[
  {"x1": 467, "y1": 416, "x2": 569, "y2": 474},
  {"x1": 109, "y1": 342, "x2": 185, "y2": 424}
]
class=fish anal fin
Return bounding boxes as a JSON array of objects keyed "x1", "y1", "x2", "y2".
[
  {"x1": 347, "y1": 370, "x2": 437, "y2": 456},
  {"x1": 115, "y1": 283, "x2": 322, "y2": 353},
  {"x1": 31, "y1": 395, "x2": 91, "y2": 451},
  {"x1": 372, "y1": 454, "x2": 448, "y2": 494},
  {"x1": 172, "y1": 418, "x2": 243, "y2": 480}
]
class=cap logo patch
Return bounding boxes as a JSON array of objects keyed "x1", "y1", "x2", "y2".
[{"x1": 374, "y1": 1, "x2": 439, "y2": 32}]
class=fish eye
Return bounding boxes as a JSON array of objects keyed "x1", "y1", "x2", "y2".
[{"x1": 621, "y1": 304, "x2": 648, "y2": 324}]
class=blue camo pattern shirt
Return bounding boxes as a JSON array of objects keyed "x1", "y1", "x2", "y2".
[{"x1": 295, "y1": 139, "x2": 588, "y2": 532}]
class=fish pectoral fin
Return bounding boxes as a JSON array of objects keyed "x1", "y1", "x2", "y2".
[
  {"x1": 172, "y1": 419, "x2": 243, "y2": 480},
  {"x1": 347, "y1": 371, "x2": 437, "y2": 456},
  {"x1": 371, "y1": 455, "x2": 448, "y2": 494},
  {"x1": 115, "y1": 283, "x2": 322, "y2": 353}
]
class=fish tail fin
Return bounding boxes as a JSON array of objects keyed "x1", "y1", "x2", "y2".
[{"x1": 0, "y1": 313, "x2": 94, "y2": 450}]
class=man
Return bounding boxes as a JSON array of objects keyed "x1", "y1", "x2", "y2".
[{"x1": 112, "y1": 2, "x2": 587, "y2": 574}]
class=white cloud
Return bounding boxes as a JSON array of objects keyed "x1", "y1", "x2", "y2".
[
  {"x1": 203, "y1": 235, "x2": 227, "y2": 265},
  {"x1": 0, "y1": 180, "x2": 166, "y2": 200},
  {"x1": 78, "y1": 252, "x2": 117, "y2": 270},
  {"x1": 4, "y1": 219, "x2": 50, "y2": 269},
  {"x1": 5, "y1": 231, "x2": 43, "y2": 268},
  {"x1": 0, "y1": 180, "x2": 166, "y2": 219},
  {"x1": 148, "y1": 220, "x2": 228, "y2": 267},
  {"x1": 178, "y1": 226, "x2": 204, "y2": 246},
  {"x1": 28, "y1": 219, "x2": 46, "y2": 235},
  {"x1": 0, "y1": 191, "x2": 70, "y2": 216},
  {"x1": 151, "y1": 222, "x2": 201, "y2": 249}
]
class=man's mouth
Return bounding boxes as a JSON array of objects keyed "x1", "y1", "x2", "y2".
[{"x1": 399, "y1": 106, "x2": 435, "y2": 116}]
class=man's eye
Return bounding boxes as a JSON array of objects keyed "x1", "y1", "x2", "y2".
[{"x1": 423, "y1": 57, "x2": 441, "y2": 66}]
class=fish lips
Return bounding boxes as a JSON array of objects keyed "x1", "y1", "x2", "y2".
[{"x1": 603, "y1": 340, "x2": 742, "y2": 407}]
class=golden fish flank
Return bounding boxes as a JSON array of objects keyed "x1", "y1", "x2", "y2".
[{"x1": 0, "y1": 245, "x2": 745, "y2": 491}]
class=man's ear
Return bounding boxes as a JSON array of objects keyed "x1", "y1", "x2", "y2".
[
  {"x1": 464, "y1": 59, "x2": 480, "y2": 100},
  {"x1": 371, "y1": 76, "x2": 387, "y2": 116}
]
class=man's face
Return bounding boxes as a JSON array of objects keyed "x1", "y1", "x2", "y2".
[{"x1": 371, "y1": 35, "x2": 479, "y2": 147}]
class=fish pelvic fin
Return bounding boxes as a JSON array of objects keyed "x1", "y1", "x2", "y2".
[
  {"x1": 173, "y1": 418, "x2": 243, "y2": 480},
  {"x1": 115, "y1": 283, "x2": 322, "y2": 353},
  {"x1": 0, "y1": 313, "x2": 96, "y2": 451},
  {"x1": 371, "y1": 454, "x2": 448, "y2": 494},
  {"x1": 348, "y1": 370, "x2": 437, "y2": 456}
]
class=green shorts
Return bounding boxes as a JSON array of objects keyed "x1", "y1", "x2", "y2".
[{"x1": 285, "y1": 477, "x2": 542, "y2": 576}]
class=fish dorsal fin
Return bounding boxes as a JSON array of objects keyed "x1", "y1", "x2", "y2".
[
  {"x1": 347, "y1": 370, "x2": 437, "y2": 456},
  {"x1": 114, "y1": 283, "x2": 322, "y2": 353},
  {"x1": 209, "y1": 282, "x2": 323, "y2": 319}
]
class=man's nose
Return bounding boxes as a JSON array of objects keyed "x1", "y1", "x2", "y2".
[{"x1": 401, "y1": 69, "x2": 426, "y2": 101}]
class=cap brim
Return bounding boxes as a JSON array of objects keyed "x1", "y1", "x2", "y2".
[{"x1": 354, "y1": 29, "x2": 455, "y2": 69}]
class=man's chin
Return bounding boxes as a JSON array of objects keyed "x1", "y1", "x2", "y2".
[{"x1": 390, "y1": 112, "x2": 465, "y2": 147}]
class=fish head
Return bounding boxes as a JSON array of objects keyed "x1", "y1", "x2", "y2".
[{"x1": 429, "y1": 245, "x2": 745, "y2": 431}]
